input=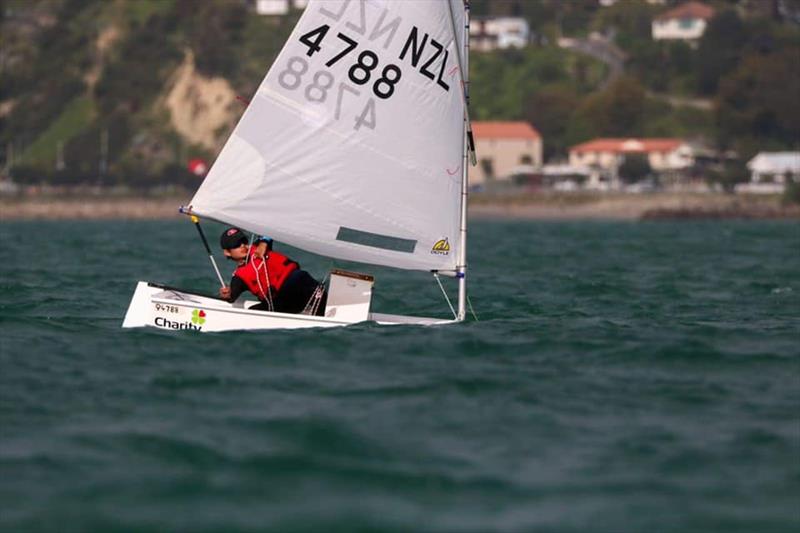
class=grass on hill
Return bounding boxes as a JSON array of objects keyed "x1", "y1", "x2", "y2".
[{"x1": 21, "y1": 96, "x2": 95, "y2": 167}]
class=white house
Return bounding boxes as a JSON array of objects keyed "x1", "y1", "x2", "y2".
[
  {"x1": 569, "y1": 138, "x2": 694, "y2": 188},
  {"x1": 254, "y1": 0, "x2": 307, "y2": 16},
  {"x1": 471, "y1": 121, "x2": 542, "y2": 187},
  {"x1": 601, "y1": 0, "x2": 666, "y2": 6},
  {"x1": 652, "y1": 1, "x2": 714, "y2": 42},
  {"x1": 470, "y1": 17, "x2": 529, "y2": 52},
  {"x1": 735, "y1": 152, "x2": 800, "y2": 194},
  {"x1": 254, "y1": 0, "x2": 288, "y2": 15}
]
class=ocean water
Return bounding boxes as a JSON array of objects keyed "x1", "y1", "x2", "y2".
[{"x1": 0, "y1": 218, "x2": 798, "y2": 532}]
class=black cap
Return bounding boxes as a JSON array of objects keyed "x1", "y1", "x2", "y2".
[{"x1": 220, "y1": 227, "x2": 248, "y2": 250}]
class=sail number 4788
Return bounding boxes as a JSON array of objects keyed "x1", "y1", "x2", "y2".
[
  {"x1": 277, "y1": 24, "x2": 404, "y2": 131},
  {"x1": 298, "y1": 24, "x2": 402, "y2": 100}
]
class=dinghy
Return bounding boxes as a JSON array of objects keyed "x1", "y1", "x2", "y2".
[{"x1": 123, "y1": 0, "x2": 476, "y2": 331}]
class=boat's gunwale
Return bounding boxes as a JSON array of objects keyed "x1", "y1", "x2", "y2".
[
  {"x1": 150, "y1": 291, "x2": 351, "y2": 325},
  {"x1": 146, "y1": 283, "x2": 454, "y2": 327}
]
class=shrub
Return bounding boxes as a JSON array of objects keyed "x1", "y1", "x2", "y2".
[
  {"x1": 619, "y1": 154, "x2": 651, "y2": 183},
  {"x1": 783, "y1": 180, "x2": 800, "y2": 205}
]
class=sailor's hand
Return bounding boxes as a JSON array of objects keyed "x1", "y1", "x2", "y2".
[{"x1": 219, "y1": 286, "x2": 231, "y2": 300}]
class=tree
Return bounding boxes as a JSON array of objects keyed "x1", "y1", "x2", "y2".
[
  {"x1": 618, "y1": 154, "x2": 651, "y2": 183},
  {"x1": 707, "y1": 161, "x2": 749, "y2": 193},
  {"x1": 568, "y1": 76, "x2": 646, "y2": 142},
  {"x1": 524, "y1": 86, "x2": 580, "y2": 160},
  {"x1": 783, "y1": 180, "x2": 800, "y2": 205},
  {"x1": 177, "y1": 0, "x2": 248, "y2": 79},
  {"x1": 715, "y1": 47, "x2": 800, "y2": 151},
  {"x1": 695, "y1": 10, "x2": 747, "y2": 95},
  {"x1": 594, "y1": 0, "x2": 659, "y2": 48}
]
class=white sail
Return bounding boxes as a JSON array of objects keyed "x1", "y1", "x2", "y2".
[{"x1": 189, "y1": 0, "x2": 467, "y2": 272}]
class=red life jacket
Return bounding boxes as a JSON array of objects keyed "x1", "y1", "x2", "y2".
[{"x1": 234, "y1": 246, "x2": 298, "y2": 300}]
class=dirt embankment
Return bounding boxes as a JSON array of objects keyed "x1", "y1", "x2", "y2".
[{"x1": 164, "y1": 51, "x2": 238, "y2": 151}]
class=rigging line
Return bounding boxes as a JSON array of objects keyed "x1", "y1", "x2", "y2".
[
  {"x1": 467, "y1": 294, "x2": 479, "y2": 321},
  {"x1": 322, "y1": 259, "x2": 334, "y2": 285},
  {"x1": 191, "y1": 215, "x2": 226, "y2": 288},
  {"x1": 247, "y1": 233, "x2": 274, "y2": 311},
  {"x1": 445, "y1": 0, "x2": 477, "y2": 167},
  {"x1": 434, "y1": 273, "x2": 457, "y2": 320}
]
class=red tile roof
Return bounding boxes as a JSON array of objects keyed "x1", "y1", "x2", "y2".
[
  {"x1": 655, "y1": 1, "x2": 715, "y2": 21},
  {"x1": 472, "y1": 121, "x2": 541, "y2": 140},
  {"x1": 570, "y1": 138, "x2": 684, "y2": 154}
]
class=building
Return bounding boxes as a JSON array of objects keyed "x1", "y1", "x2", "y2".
[
  {"x1": 253, "y1": 0, "x2": 308, "y2": 16},
  {"x1": 736, "y1": 152, "x2": 800, "y2": 194},
  {"x1": 470, "y1": 121, "x2": 542, "y2": 187},
  {"x1": 470, "y1": 17, "x2": 529, "y2": 52},
  {"x1": 569, "y1": 138, "x2": 694, "y2": 188},
  {"x1": 601, "y1": 0, "x2": 666, "y2": 6},
  {"x1": 652, "y1": 1, "x2": 714, "y2": 42}
]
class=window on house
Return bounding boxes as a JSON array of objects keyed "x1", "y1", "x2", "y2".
[
  {"x1": 679, "y1": 18, "x2": 694, "y2": 29},
  {"x1": 520, "y1": 155, "x2": 533, "y2": 165}
]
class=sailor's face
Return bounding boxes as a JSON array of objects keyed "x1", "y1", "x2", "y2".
[{"x1": 224, "y1": 243, "x2": 249, "y2": 262}]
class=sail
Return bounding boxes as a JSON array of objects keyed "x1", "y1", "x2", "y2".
[{"x1": 189, "y1": 0, "x2": 467, "y2": 272}]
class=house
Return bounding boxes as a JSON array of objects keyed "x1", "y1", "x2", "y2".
[
  {"x1": 652, "y1": 1, "x2": 714, "y2": 42},
  {"x1": 470, "y1": 121, "x2": 542, "y2": 187},
  {"x1": 568, "y1": 138, "x2": 694, "y2": 189},
  {"x1": 470, "y1": 17, "x2": 529, "y2": 52},
  {"x1": 736, "y1": 152, "x2": 800, "y2": 194},
  {"x1": 539, "y1": 164, "x2": 593, "y2": 191},
  {"x1": 254, "y1": 0, "x2": 289, "y2": 15},
  {"x1": 253, "y1": 0, "x2": 307, "y2": 16},
  {"x1": 601, "y1": 0, "x2": 666, "y2": 6}
]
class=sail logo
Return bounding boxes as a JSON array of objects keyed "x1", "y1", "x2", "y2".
[
  {"x1": 431, "y1": 238, "x2": 450, "y2": 255},
  {"x1": 191, "y1": 309, "x2": 206, "y2": 325},
  {"x1": 192, "y1": 309, "x2": 206, "y2": 326},
  {"x1": 152, "y1": 304, "x2": 204, "y2": 330}
]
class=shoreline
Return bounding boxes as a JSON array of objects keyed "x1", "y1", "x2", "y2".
[
  {"x1": 469, "y1": 192, "x2": 800, "y2": 220},
  {"x1": 1, "y1": 193, "x2": 798, "y2": 221}
]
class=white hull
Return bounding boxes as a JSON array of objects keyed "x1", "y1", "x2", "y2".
[{"x1": 122, "y1": 282, "x2": 455, "y2": 332}]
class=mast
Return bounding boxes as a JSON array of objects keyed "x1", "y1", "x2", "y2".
[{"x1": 457, "y1": 0, "x2": 470, "y2": 321}]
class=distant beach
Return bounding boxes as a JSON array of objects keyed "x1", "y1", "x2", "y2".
[{"x1": 1, "y1": 192, "x2": 798, "y2": 221}]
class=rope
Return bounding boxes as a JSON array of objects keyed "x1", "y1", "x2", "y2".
[
  {"x1": 301, "y1": 284, "x2": 325, "y2": 316},
  {"x1": 434, "y1": 273, "x2": 457, "y2": 320},
  {"x1": 467, "y1": 294, "x2": 479, "y2": 321},
  {"x1": 300, "y1": 261, "x2": 333, "y2": 316},
  {"x1": 247, "y1": 237, "x2": 273, "y2": 311},
  {"x1": 252, "y1": 258, "x2": 274, "y2": 311}
]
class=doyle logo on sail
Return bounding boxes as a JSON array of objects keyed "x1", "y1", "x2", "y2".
[{"x1": 431, "y1": 238, "x2": 450, "y2": 255}]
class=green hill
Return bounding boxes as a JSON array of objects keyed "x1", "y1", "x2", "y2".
[{"x1": 1, "y1": 0, "x2": 798, "y2": 186}]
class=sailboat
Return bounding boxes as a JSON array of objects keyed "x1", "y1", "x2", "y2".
[{"x1": 123, "y1": 0, "x2": 475, "y2": 332}]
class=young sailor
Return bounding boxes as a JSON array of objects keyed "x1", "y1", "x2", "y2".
[{"x1": 218, "y1": 227, "x2": 327, "y2": 315}]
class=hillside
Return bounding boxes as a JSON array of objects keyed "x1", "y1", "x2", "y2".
[{"x1": 1, "y1": 0, "x2": 798, "y2": 187}]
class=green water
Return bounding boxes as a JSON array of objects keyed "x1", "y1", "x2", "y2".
[{"x1": 1, "y1": 219, "x2": 798, "y2": 532}]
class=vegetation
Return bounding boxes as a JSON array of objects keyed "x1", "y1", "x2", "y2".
[
  {"x1": 0, "y1": 0, "x2": 798, "y2": 186},
  {"x1": 619, "y1": 154, "x2": 652, "y2": 183},
  {"x1": 783, "y1": 180, "x2": 800, "y2": 205}
]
